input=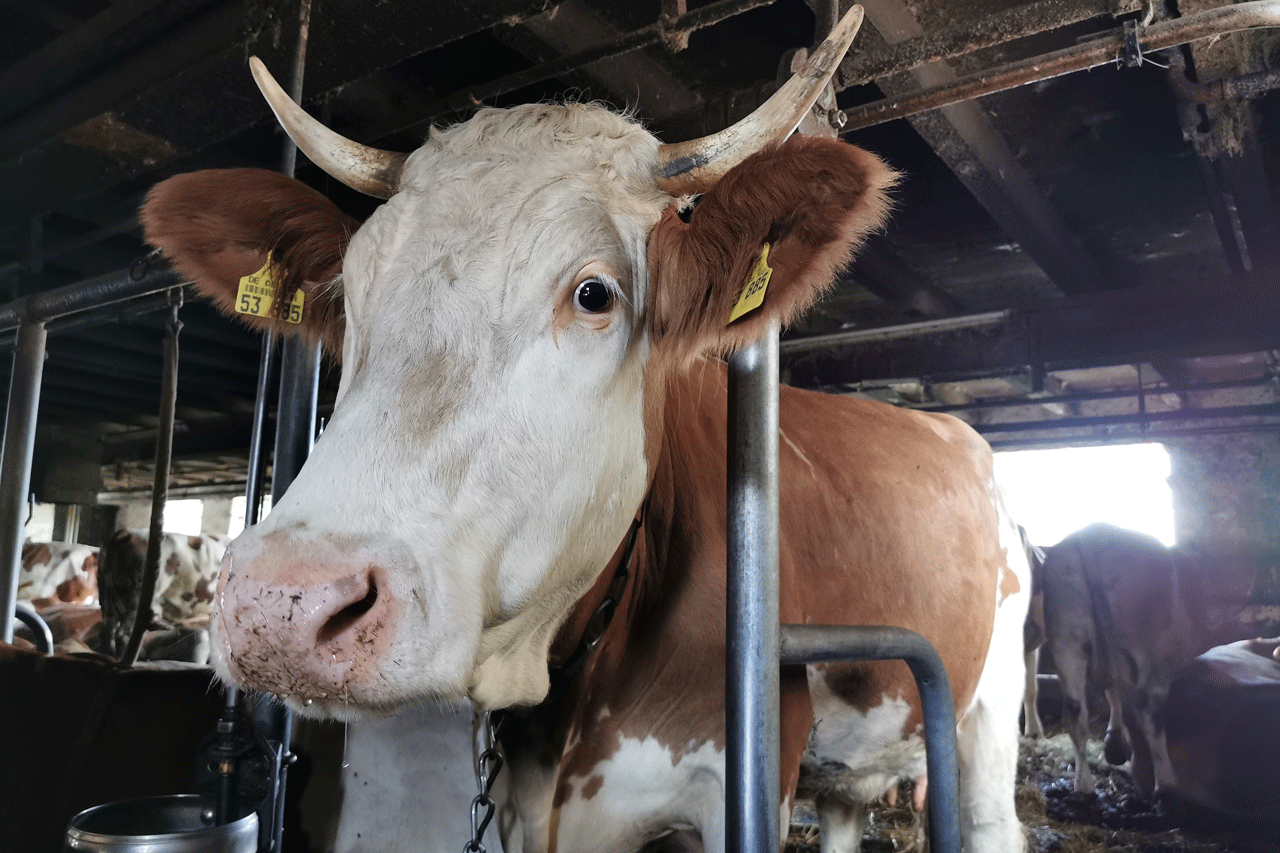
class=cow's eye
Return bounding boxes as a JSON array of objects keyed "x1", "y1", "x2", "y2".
[{"x1": 573, "y1": 278, "x2": 612, "y2": 314}]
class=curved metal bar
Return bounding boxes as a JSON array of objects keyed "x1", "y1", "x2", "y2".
[
  {"x1": 843, "y1": 0, "x2": 1280, "y2": 131},
  {"x1": 779, "y1": 624, "x2": 961, "y2": 853},
  {"x1": 15, "y1": 601, "x2": 54, "y2": 654}
]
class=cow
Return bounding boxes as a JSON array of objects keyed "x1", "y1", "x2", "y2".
[
  {"x1": 140, "y1": 10, "x2": 1030, "y2": 852},
  {"x1": 18, "y1": 541, "x2": 98, "y2": 607},
  {"x1": 1042, "y1": 522, "x2": 1280, "y2": 799},
  {"x1": 1163, "y1": 636, "x2": 1280, "y2": 820},
  {"x1": 1018, "y1": 525, "x2": 1047, "y2": 738},
  {"x1": 97, "y1": 528, "x2": 226, "y2": 657}
]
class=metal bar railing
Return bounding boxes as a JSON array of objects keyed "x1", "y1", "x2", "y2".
[
  {"x1": 725, "y1": 322, "x2": 782, "y2": 853},
  {"x1": 780, "y1": 625, "x2": 962, "y2": 853}
]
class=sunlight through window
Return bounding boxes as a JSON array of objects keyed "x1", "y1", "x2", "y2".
[
  {"x1": 994, "y1": 442, "x2": 1174, "y2": 548},
  {"x1": 162, "y1": 499, "x2": 205, "y2": 536}
]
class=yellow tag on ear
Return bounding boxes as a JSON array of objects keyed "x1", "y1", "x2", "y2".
[
  {"x1": 283, "y1": 288, "x2": 305, "y2": 325},
  {"x1": 235, "y1": 259, "x2": 275, "y2": 319},
  {"x1": 728, "y1": 243, "x2": 772, "y2": 324},
  {"x1": 235, "y1": 258, "x2": 304, "y2": 324}
]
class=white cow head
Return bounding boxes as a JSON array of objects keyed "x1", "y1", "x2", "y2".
[{"x1": 141, "y1": 7, "x2": 894, "y2": 716}]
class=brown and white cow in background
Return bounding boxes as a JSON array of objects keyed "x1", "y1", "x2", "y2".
[
  {"x1": 18, "y1": 541, "x2": 99, "y2": 608},
  {"x1": 1042, "y1": 522, "x2": 1280, "y2": 799},
  {"x1": 141, "y1": 10, "x2": 1030, "y2": 851},
  {"x1": 97, "y1": 528, "x2": 227, "y2": 659}
]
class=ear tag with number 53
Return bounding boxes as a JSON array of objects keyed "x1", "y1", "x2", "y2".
[{"x1": 236, "y1": 258, "x2": 304, "y2": 324}]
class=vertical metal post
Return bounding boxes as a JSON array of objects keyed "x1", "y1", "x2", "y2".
[
  {"x1": 219, "y1": 3, "x2": 313, "y2": 847},
  {"x1": 725, "y1": 320, "x2": 781, "y2": 853},
  {"x1": 0, "y1": 319, "x2": 46, "y2": 643},
  {"x1": 253, "y1": 4, "x2": 315, "y2": 848}
]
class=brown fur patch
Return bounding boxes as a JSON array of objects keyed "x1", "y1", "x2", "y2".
[
  {"x1": 581, "y1": 774, "x2": 605, "y2": 800},
  {"x1": 141, "y1": 168, "x2": 355, "y2": 355}
]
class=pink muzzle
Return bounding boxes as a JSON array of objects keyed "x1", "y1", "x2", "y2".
[{"x1": 215, "y1": 539, "x2": 401, "y2": 701}]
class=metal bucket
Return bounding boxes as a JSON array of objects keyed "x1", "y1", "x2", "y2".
[{"x1": 64, "y1": 794, "x2": 258, "y2": 852}]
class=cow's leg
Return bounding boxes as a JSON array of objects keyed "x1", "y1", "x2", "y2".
[
  {"x1": 1102, "y1": 687, "x2": 1132, "y2": 766},
  {"x1": 955, "y1": 568, "x2": 1027, "y2": 852},
  {"x1": 1054, "y1": 649, "x2": 1097, "y2": 793},
  {"x1": 1022, "y1": 647, "x2": 1044, "y2": 737},
  {"x1": 814, "y1": 793, "x2": 866, "y2": 853}
]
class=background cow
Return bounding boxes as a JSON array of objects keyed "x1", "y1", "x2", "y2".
[
  {"x1": 141, "y1": 14, "x2": 1030, "y2": 852},
  {"x1": 1163, "y1": 636, "x2": 1280, "y2": 820},
  {"x1": 18, "y1": 541, "x2": 98, "y2": 608},
  {"x1": 97, "y1": 528, "x2": 226, "y2": 658},
  {"x1": 1042, "y1": 522, "x2": 1280, "y2": 798},
  {"x1": 1018, "y1": 525, "x2": 1047, "y2": 738}
]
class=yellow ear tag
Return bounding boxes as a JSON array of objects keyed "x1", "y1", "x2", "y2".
[
  {"x1": 235, "y1": 258, "x2": 304, "y2": 324},
  {"x1": 728, "y1": 243, "x2": 772, "y2": 324}
]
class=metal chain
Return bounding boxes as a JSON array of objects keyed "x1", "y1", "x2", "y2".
[{"x1": 463, "y1": 711, "x2": 504, "y2": 853}]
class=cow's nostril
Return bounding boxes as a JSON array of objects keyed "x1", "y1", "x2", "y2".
[{"x1": 317, "y1": 573, "x2": 379, "y2": 643}]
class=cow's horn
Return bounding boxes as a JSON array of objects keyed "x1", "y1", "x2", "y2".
[
  {"x1": 656, "y1": 5, "x2": 863, "y2": 195},
  {"x1": 249, "y1": 56, "x2": 407, "y2": 199}
]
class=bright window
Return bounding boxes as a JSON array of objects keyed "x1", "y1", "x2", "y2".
[
  {"x1": 994, "y1": 442, "x2": 1174, "y2": 548},
  {"x1": 227, "y1": 494, "x2": 272, "y2": 538},
  {"x1": 162, "y1": 499, "x2": 205, "y2": 536}
]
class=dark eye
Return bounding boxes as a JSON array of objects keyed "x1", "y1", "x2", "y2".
[{"x1": 573, "y1": 278, "x2": 612, "y2": 314}]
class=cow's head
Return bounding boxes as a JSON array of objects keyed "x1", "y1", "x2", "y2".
[{"x1": 141, "y1": 7, "x2": 895, "y2": 716}]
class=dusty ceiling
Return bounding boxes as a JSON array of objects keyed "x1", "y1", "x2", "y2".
[{"x1": 1, "y1": 0, "x2": 1278, "y2": 501}]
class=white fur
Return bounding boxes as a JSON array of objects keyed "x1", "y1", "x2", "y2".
[
  {"x1": 548, "y1": 735, "x2": 725, "y2": 853},
  {"x1": 218, "y1": 105, "x2": 672, "y2": 710}
]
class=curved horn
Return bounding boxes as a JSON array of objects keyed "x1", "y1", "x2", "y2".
[
  {"x1": 249, "y1": 56, "x2": 407, "y2": 199},
  {"x1": 656, "y1": 5, "x2": 864, "y2": 195}
]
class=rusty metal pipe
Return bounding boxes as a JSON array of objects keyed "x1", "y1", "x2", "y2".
[
  {"x1": 1168, "y1": 65, "x2": 1280, "y2": 102},
  {"x1": 843, "y1": 0, "x2": 1280, "y2": 131}
]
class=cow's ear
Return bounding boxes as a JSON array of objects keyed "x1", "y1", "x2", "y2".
[
  {"x1": 141, "y1": 168, "x2": 356, "y2": 356},
  {"x1": 648, "y1": 136, "x2": 897, "y2": 362}
]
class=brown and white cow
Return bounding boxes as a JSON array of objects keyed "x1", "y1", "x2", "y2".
[
  {"x1": 18, "y1": 541, "x2": 98, "y2": 607},
  {"x1": 97, "y1": 528, "x2": 226, "y2": 658},
  {"x1": 140, "y1": 11, "x2": 1029, "y2": 851},
  {"x1": 1042, "y1": 522, "x2": 1280, "y2": 799}
]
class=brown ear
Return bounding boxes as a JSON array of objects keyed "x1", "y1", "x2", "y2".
[
  {"x1": 648, "y1": 135, "x2": 897, "y2": 362},
  {"x1": 141, "y1": 168, "x2": 357, "y2": 356}
]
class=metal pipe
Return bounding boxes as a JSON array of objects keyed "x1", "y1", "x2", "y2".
[
  {"x1": 779, "y1": 625, "x2": 961, "y2": 853},
  {"x1": 905, "y1": 375, "x2": 1276, "y2": 413},
  {"x1": 988, "y1": 420, "x2": 1280, "y2": 448},
  {"x1": 120, "y1": 287, "x2": 183, "y2": 667},
  {"x1": 0, "y1": 291, "x2": 172, "y2": 349},
  {"x1": 725, "y1": 321, "x2": 781, "y2": 853},
  {"x1": 841, "y1": 0, "x2": 1280, "y2": 132},
  {"x1": 243, "y1": 5, "x2": 314, "y2": 848},
  {"x1": 0, "y1": 262, "x2": 181, "y2": 331},
  {"x1": 0, "y1": 320, "x2": 47, "y2": 643},
  {"x1": 780, "y1": 310, "x2": 1009, "y2": 353},
  {"x1": 839, "y1": 0, "x2": 1144, "y2": 88},
  {"x1": 974, "y1": 401, "x2": 1280, "y2": 433},
  {"x1": 1168, "y1": 65, "x2": 1280, "y2": 103}
]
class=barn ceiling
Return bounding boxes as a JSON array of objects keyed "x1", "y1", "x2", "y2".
[{"x1": 1, "y1": 0, "x2": 1279, "y2": 501}]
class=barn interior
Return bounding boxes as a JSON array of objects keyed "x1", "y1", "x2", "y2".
[{"x1": 3, "y1": 0, "x2": 1280, "y2": 851}]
